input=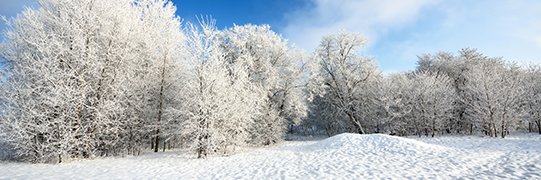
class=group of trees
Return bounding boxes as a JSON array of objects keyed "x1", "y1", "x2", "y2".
[
  {"x1": 0, "y1": 0, "x2": 306, "y2": 163},
  {"x1": 1, "y1": 0, "x2": 539, "y2": 164},
  {"x1": 306, "y1": 44, "x2": 541, "y2": 139}
]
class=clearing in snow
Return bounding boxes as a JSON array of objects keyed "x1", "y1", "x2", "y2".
[{"x1": 2, "y1": 133, "x2": 540, "y2": 179}]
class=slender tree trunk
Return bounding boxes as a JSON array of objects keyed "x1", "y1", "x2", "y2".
[
  {"x1": 537, "y1": 120, "x2": 541, "y2": 134},
  {"x1": 197, "y1": 134, "x2": 206, "y2": 158},
  {"x1": 154, "y1": 130, "x2": 160, "y2": 152},
  {"x1": 151, "y1": 137, "x2": 154, "y2": 150},
  {"x1": 172, "y1": 136, "x2": 175, "y2": 150},
  {"x1": 155, "y1": 55, "x2": 168, "y2": 152},
  {"x1": 33, "y1": 128, "x2": 39, "y2": 162},
  {"x1": 432, "y1": 105, "x2": 437, "y2": 137},
  {"x1": 424, "y1": 118, "x2": 428, "y2": 137},
  {"x1": 431, "y1": 120, "x2": 436, "y2": 137},
  {"x1": 347, "y1": 111, "x2": 364, "y2": 134},
  {"x1": 501, "y1": 124, "x2": 506, "y2": 138},
  {"x1": 420, "y1": 105, "x2": 428, "y2": 137},
  {"x1": 163, "y1": 139, "x2": 166, "y2": 152},
  {"x1": 493, "y1": 123, "x2": 497, "y2": 138},
  {"x1": 412, "y1": 112, "x2": 421, "y2": 137},
  {"x1": 375, "y1": 112, "x2": 380, "y2": 133},
  {"x1": 385, "y1": 111, "x2": 393, "y2": 135}
]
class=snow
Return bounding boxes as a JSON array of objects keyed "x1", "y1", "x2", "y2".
[{"x1": 2, "y1": 133, "x2": 541, "y2": 179}]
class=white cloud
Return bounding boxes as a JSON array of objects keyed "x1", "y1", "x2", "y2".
[
  {"x1": 427, "y1": 0, "x2": 541, "y2": 63},
  {"x1": 281, "y1": 0, "x2": 439, "y2": 52},
  {"x1": 281, "y1": 0, "x2": 541, "y2": 71}
]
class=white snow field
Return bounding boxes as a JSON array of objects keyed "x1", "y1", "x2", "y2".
[{"x1": 2, "y1": 133, "x2": 541, "y2": 179}]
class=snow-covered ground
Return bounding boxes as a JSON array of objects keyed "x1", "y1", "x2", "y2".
[{"x1": 2, "y1": 133, "x2": 540, "y2": 179}]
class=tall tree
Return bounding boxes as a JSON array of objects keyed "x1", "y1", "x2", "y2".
[
  {"x1": 309, "y1": 30, "x2": 379, "y2": 134},
  {"x1": 374, "y1": 72, "x2": 413, "y2": 136},
  {"x1": 411, "y1": 71, "x2": 456, "y2": 137},
  {"x1": 133, "y1": 0, "x2": 186, "y2": 153},
  {"x1": 220, "y1": 24, "x2": 308, "y2": 145},
  {"x1": 464, "y1": 59, "x2": 524, "y2": 138},
  {"x1": 182, "y1": 18, "x2": 261, "y2": 158},
  {"x1": 523, "y1": 65, "x2": 541, "y2": 134}
]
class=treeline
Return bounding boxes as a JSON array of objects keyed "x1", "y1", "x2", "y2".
[
  {"x1": 0, "y1": 0, "x2": 539, "y2": 164},
  {"x1": 305, "y1": 45, "x2": 541, "y2": 139}
]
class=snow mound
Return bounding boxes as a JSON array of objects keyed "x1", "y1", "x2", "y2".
[{"x1": 307, "y1": 133, "x2": 449, "y2": 154}]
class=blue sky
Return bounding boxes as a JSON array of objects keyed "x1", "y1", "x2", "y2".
[{"x1": 1, "y1": 0, "x2": 541, "y2": 72}]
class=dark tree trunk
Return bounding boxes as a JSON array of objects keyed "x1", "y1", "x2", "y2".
[
  {"x1": 154, "y1": 132, "x2": 160, "y2": 152},
  {"x1": 537, "y1": 120, "x2": 541, "y2": 134}
]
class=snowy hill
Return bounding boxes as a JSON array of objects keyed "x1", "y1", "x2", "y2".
[
  {"x1": 307, "y1": 133, "x2": 449, "y2": 152},
  {"x1": 2, "y1": 133, "x2": 541, "y2": 179}
]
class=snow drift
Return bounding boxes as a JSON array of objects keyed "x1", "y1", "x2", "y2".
[{"x1": 307, "y1": 133, "x2": 449, "y2": 153}]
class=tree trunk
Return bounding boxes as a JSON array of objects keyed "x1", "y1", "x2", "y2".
[
  {"x1": 537, "y1": 120, "x2": 541, "y2": 134},
  {"x1": 347, "y1": 112, "x2": 365, "y2": 134},
  {"x1": 501, "y1": 125, "x2": 506, "y2": 138},
  {"x1": 151, "y1": 137, "x2": 154, "y2": 150},
  {"x1": 411, "y1": 111, "x2": 421, "y2": 137},
  {"x1": 154, "y1": 130, "x2": 160, "y2": 152},
  {"x1": 197, "y1": 134, "x2": 207, "y2": 158},
  {"x1": 155, "y1": 55, "x2": 167, "y2": 153},
  {"x1": 386, "y1": 111, "x2": 394, "y2": 135}
]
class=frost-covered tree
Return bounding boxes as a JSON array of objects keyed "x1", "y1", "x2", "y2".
[
  {"x1": 372, "y1": 71, "x2": 455, "y2": 137},
  {"x1": 523, "y1": 65, "x2": 541, "y2": 134},
  {"x1": 132, "y1": 0, "x2": 186, "y2": 153},
  {"x1": 219, "y1": 24, "x2": 308, "y2": 145},
  {"x1": 416, "y1": 49, "x2": 469, "y2": 133},
  {"x1": 464, "y1": 59, "x2": 524, "y2": 138},
  {"x1": 373, "y1": 72, "x2": 413, "y2": 135},
  {"x1": 415, "y1": 48, "x2": 531, "y2": 137},
  {"x1": 0, "y1": 0, "x2": 135, "y2": 162},
  {"x1": 416, "y1": 48, "x2": 494, "y2": 134},
  {"x1": 308, "y1": 89, "x2": 355, "y2": 136},
  {"x1": 309, "y1": 30, "x2": 379, "y2": 134},
  {"x1": 410, "y1": 71, "x2": 456, "y2": 137},
  {"x1": 181, "y1": 18, "x2": 261, "y2": 158},
  {"x1": 0, "y1": 0, "x2": 187, "y2": 162}
]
